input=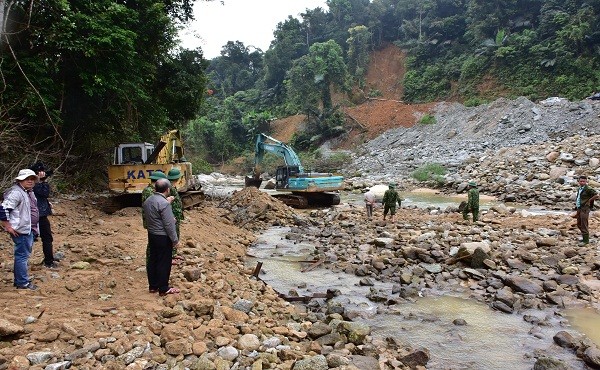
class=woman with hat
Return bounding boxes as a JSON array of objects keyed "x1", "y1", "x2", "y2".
[
  {"x1": 167, "y1": 168, "x2": 184, "y2": 263},
  {"x1": 462, "y1": 181, "x2": 480, "y2": 222}
]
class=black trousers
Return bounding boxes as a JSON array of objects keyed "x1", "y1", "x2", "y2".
[
  {"x1": 147, "y1": 233, "x2": 173, "y2": 293},
  {"x1": 39, "y1": 216, "x2": 54, "y2": 265}
]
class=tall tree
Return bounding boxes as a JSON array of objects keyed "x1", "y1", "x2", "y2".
[{"x1": 286, "y1": 40, "x2": 348, "y2": 112}]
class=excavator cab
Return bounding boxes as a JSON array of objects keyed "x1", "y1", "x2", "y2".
[
  {"x1": 275, "y1": 166, "x2": 300, "y2": 189},
  {"x1": 113, "y1": 143, "x2": 155, "y2": 164}
]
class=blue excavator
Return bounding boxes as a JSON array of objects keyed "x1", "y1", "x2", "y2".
[{"x1": 245, "y1": 133, "x2": 344, "y2": 208}]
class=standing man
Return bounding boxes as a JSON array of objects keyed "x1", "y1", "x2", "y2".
[
  {"x1": 167, "y1": 168, "x2": 184, "y2": 262},
  {"x1": 383, "y1": 183, "x2": 402, "y2": 223},
  {"x1": 364, "y1": 188, "x2": 376, "y2": 219},
  {"x1": 0, "y1": 169, "x2": 40, "y2": 290},
  {"x1": 31, "y1": 162, "x2": 57, "y2": 269},
  {"x1": 143, "y1": 178, "x2": 179, "y2": 296},
  {"x1": 575, "y1": 175, "x2": 598, "y2": 245},
  {"x1": 142, "y1": 171, "x2": 169, "y2": 229},
  {"x1": 463, "y1": 181, "x2": 480, "y2": 222}
]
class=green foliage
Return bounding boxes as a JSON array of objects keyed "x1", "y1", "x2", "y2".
[
  {"x1": 346, "y1": 25, "x2": 371, "y2": 82},
  {"x1": 464, "y1": 97, "x2": 489, "y2": 107},
  {"x1": 188, "y1": 156, "x2": 214, "y2": 175},
  {"x1": 411, "y1": 163, "x2": 447, "y2": 185},
  {"x1": 419, "y1": 114, "x2": 436, "y2": 125},
  {"x1": 316, "y1": 152, "x2": 351, "y2": 173},
  {"x1": 368, "y1": 89, "x2": 383, "y2": 97},
  {"x1": 403, "y1": 64, "x2": 451, "y2": 102}
]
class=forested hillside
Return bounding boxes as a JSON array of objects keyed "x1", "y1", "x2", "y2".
[
  {"x1": 187, "y1": 0, "x2": 600, "y2": 170},
  {"x1": 1, "y1": 0, "x2": 599, "y2": 188}
]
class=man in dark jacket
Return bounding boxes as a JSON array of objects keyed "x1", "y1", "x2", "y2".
[
  {"x1": 575, "y1": 175, "x2": 598, "y2": 245},
  {"x1": 31, "y1": 162, "x2": 57, "y2": 268}
]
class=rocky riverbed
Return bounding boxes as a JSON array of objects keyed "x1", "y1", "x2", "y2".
[{"x1": 345, "y1": 97, "x2": 600, "y2": 199}]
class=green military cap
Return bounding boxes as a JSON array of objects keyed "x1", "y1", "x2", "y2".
[
  {"x1": 167, "y1": 168, "x2": 182, "y2": 180},
  {"x1": 149, "y1": 171, "x2": 167, "y2": 180},
  {"x1": 468, "y1": 181, "x2": 477, "y2": 187}
]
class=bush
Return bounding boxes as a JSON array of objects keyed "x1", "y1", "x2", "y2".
[
  {"x1": 419, "y1": 114, "x2": 437, "y2": 125},
  {"x1": 411, "y1": 163, "x2": 447, "y2": 185},
  {"x1": 368, "y1": 89, "x2": 383, "y2": 97},
  {"x1": 189, "y1": 157, "x2": 214, "y2": 175}
]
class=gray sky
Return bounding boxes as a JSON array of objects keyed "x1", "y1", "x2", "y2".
[{"x1": 179, "y1": 0, "x2": 328, "y2": 59}]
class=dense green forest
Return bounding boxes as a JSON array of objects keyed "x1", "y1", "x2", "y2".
[{"x1": 1, "y1": 0, "x2": 599, "y2": 187}]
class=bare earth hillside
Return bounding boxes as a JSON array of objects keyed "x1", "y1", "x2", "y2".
[{"x1": 270, "y1": 44, "x2": 436, "y2": 149}]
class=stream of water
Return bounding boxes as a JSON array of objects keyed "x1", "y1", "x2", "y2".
[{"x1": 243, "y1": 189, "x2": 600, "y2": 369}]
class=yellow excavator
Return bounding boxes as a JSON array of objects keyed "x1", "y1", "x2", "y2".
[{"x1": 103, "y1": 129, "x2": 203, "y2": 213}]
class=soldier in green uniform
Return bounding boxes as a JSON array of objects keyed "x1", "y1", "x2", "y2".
[
  {"x1": 382, "y1": 183, "x2": 402, "y2": 222},
  {"x1": 463, "y1": 181, "x2": 480, "y2": 222},
  {"x1": 575, "y1": 175, "x2": 598, "y2": 245},
  {"x1": 167, "y1": 168, "x2": 184, "y2": 261}
]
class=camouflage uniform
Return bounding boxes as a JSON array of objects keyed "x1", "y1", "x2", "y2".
[
  {"x1": 575, "y1": 180, "x2": 598, "y2": 244},
  {"x1": 170, "y1": 185, "x2": 184, "y2": 238},
  {"x1": 463, "y1": 186, "x2": 480, "y2": 222},
  {"x1": 141, "y1": 185, "x2": 154, "y2": 229},
  {"x1": 382, "y1": 188, "x2": 401, "y2": 219}
]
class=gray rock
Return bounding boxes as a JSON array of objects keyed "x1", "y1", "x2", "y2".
[
  {"x1": 238, "y1": 334, "x2": 260, "y2": 351},
  {"x1": 582, "y1": 346, "x2": 600, "y2": 368},
  {"x1": 533, "y1": 356, "x2": 569, "y2": 370},
  {"x1": 504, "y1": 276, "x2": 543, "y2": 294},
  {"x1": 116, "y1": 344, "x2": 147, "y2": 365},
  {"x1": 44, "y1": 361, "x2": 71, "y2": 370},
  {"x1": 293, "y1": 354, "x2": 328, "y2": 370},
  {"x1": 26, "y1": 351, "x2": 53, "y2": 365},
  {"x1": 336, "y1": 321, "x2": 371, "y2": 345},
  {"x1": 492, "y1": 300, "x2": 513, "y2": 313},
  {"x1": 216, "y1": 345, "x2": 238, "y2": 361},
  {"x1": 308, "y1": 322, "x2": 333, "y2": 339},
  {"x1": 400, "y1": 348, "x2": 430, "y2": 368},
  {"x1": 348, "y1": 354, "x2": 380, "y2": 369},
  {"x1": 553, "y1": 331, "x2": 578, "y2": 348},
  {"x1": 232, "y1": 299, "x2": 253, "y2": 313}
]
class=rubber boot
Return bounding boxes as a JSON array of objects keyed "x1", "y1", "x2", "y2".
[{"x1": 583, "y1": 234, "x2": 590, "y2": 245}]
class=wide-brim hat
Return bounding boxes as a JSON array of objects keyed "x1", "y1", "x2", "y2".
[
  {"x1": 468, "y1": 181, "x2": 477, "y2": 187},
  {"x1": 167, "y1": 168, "x2": 182, "y2": 180},
  {"x1": 15, "y1": 169, "x2": 39, "y2": 181},
  {"x1": 149, "y1": 171, "x2": 167, "y2": 180}
]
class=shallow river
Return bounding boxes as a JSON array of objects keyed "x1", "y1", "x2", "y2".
[
  {"x1": 243, "y1": 189, "x2": 600, "y2": 369},
  {"x1": 203, "y1": 180, "x2": 598, "y2": 367}
]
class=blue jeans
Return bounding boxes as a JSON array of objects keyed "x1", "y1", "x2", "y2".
[{"x1": 12, "y1": 233, "x2": 34, "y2": 287}]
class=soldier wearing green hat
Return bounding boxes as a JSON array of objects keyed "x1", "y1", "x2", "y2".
[
  {"x1": 167, "y1": 168, "x2": 184, "y2": 262},
  {"x1": 383, "y1": 182, "x2": 402, "y2": 222},
  {"x1": 462, "y1": 181, "x2": 479, "y2": 222}
]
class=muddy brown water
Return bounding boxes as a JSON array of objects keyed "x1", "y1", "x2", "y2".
[{"x1": 247, "y1": 224, "x2": 600, "y2": 370}]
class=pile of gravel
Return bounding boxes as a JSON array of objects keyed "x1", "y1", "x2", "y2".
[{"x1": 346, "y1": 96, "x2": 600, "y2": 183}]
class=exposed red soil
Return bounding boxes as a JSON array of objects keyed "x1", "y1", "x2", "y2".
[{"x1": 271, "y1": 44, "x2": 436, "y2": 149}]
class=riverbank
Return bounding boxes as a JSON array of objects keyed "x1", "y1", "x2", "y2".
[
  {"x1": 240, "y1": 188, "x2": 600, "y2": 369},
  {"x1": 0, "y1": 192, "x2": 424, "y2": 369}
]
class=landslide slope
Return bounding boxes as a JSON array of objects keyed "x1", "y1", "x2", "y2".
[{"x1": 270, "y1": 44, "x2": 436, "y2": 148}]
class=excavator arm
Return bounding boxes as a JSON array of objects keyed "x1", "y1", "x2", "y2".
[{"x1": 254, "y1": 133, "x2": 304, "y2": 174}]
